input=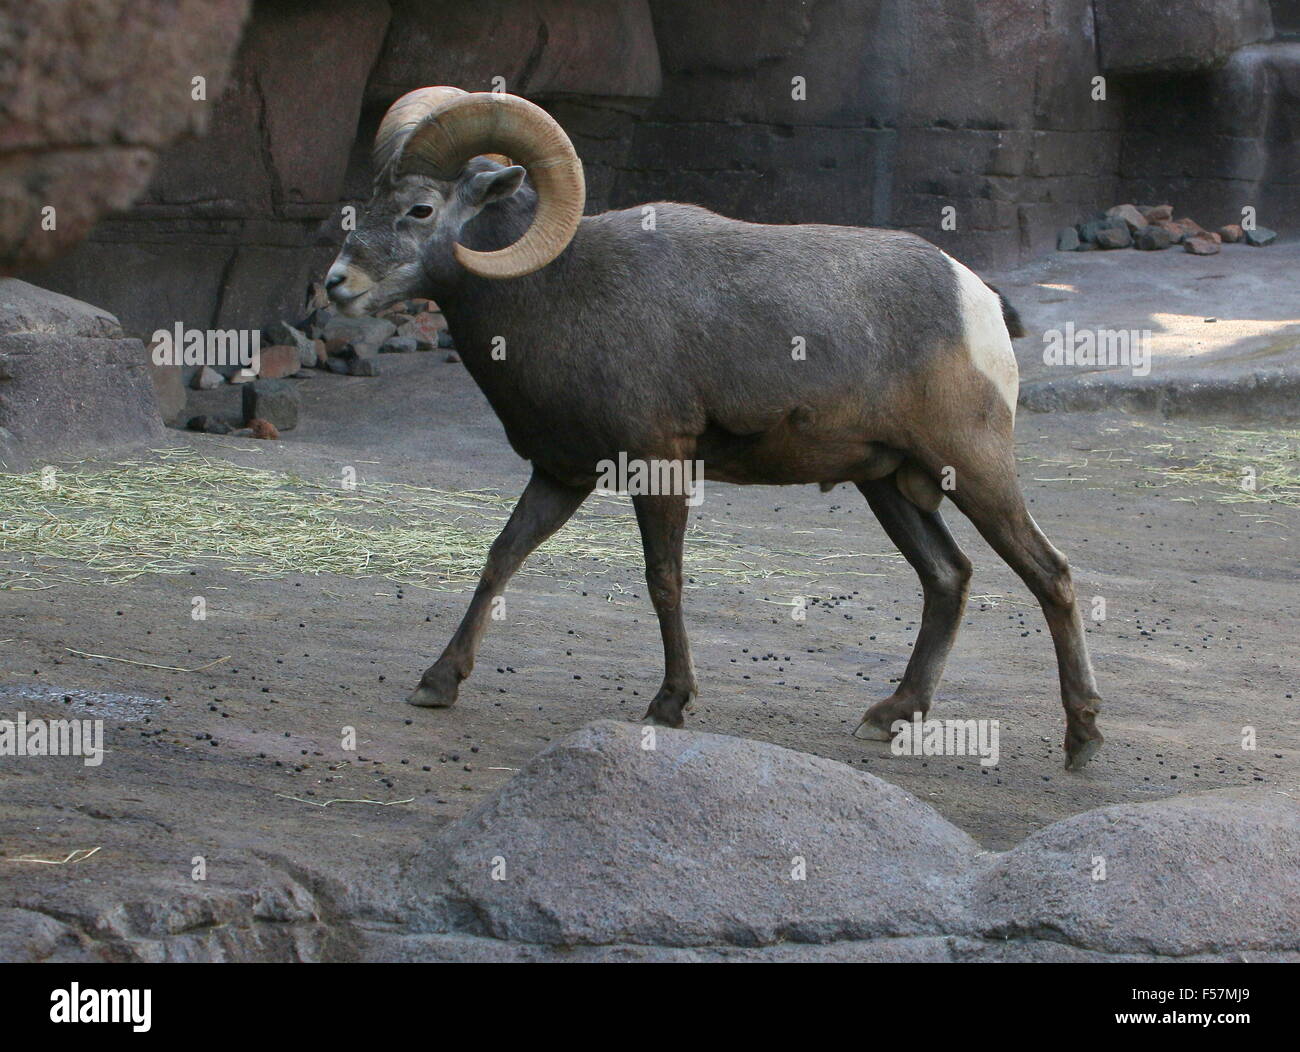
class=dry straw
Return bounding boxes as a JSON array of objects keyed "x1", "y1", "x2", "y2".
[
  {"x1": 0, "y1": 448, "x2": 888, "y2": 591},
  {"x1": 1139, "y1": 426, "x2": 1299, "y2": 508}
]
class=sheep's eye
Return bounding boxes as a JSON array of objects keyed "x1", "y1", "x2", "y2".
[{"x1": 406, "y1": 205, "x2": 434, "y2": 219}]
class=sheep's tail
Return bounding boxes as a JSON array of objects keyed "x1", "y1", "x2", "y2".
[{"x1": 984, "y1": 283, "x2": 1025, "y2": 339}]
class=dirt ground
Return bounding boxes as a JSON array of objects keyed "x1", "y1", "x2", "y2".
[{"x1": 1, "y1": 338, "x2": 1297, "y2": 954}]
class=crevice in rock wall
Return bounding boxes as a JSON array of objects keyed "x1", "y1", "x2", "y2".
[
  {"x1": 516, "y1": 19, "x2": 551, "y2": 96},
  {"x1": 209, "y1": 245, "x2": 242, "y2": 333},
  {"x1": 251, "y1": 69, "x2": 286, "y2": 219}
]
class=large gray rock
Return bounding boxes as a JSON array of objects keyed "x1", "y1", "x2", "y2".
[
  {"x1": 1095, "y1": 0, "x2": 1274, "y2": 73},
  {"x1": 390, "y1": 721, "x2": 1300, "y2": 961},
  {"x1": 0, "y1": 909, "x2": 98, "y2": 964},
  {"x1": 972, "y1": 789, "x2": 1300, "y2": 958},
  {"x1": 265, "y1": 320, "x2": 318, "y2": 368},
  {"x1": 0, "y1": 279, "x2": 163, "y2": 468},
  {"x1": 400, "y1": 720, "x2": 981, "y2": 948},
  {"x1": 0, "y1": 278, "x2": 122, "y2": 339},
  {"x1": 0, "y1": 711, "x2": 1293, "y2": 962}
]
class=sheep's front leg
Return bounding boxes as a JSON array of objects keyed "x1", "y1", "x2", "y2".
[
  {"x1": 633, "y1": 492, "x2": 698, "y2": 726},
  {"x1": 407, "y1": 468, "x2": 592, "y2": 708}
]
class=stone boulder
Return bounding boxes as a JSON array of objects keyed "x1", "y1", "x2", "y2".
[
  {"x1": 1078, "y1": 213, "x2": 1131, "y2": 245},
  {"x1": 1135, "y1": 225, "x2": 1173, "y2": 250},
  {"x1": 0, "y1": 279, "x2": 163, "y2": 467},
  {"x1": 16, "y1": 1, "x2": 388, "y2": 336},
  {"x1": 0, "y1": 908, "x2": 99, "y2": 964},
  {"x1": 399, "y1": 720, "x2": 981, "y2": 949},
  {"x1": 388, "y1": 721, "x2": 1300, "y2": 961},
  {"x1": 265, "y1": 321, "x2": 318, "y2": 369},
  {"x1": 1105, "y1": 203, "x2": 1148, "y2": 233},
  {"x1": 972, "y1": 790, "x2": 1300, "y2": 958},
  {"x1": 1095, "y1": 0, "x2": 1274, "y2": 74},
  {"x1": 1184, "y1": 232, "x2": 1222, "y2": 254}
]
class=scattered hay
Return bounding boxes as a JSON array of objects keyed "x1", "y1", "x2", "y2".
[
  {"x1": 7, "y1": 846, "x2": 102, "y2": 865},
  {"x1": 1139, "y1": 426, "x2": 1300, "y2": 509},
  {"x1": 274, "y1": 793, "x2": 415, "y2": 808},
  {"x1": 63, "y1": 648, "x2": 230, "y2": 673},
  {"x1": 0, "y1": 448, "x2": 891, "y2": 590}
]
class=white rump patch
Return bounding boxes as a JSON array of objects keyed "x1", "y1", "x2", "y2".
[{"x1": 943, "y1": 253, "x2": 1019, "y2": 419}]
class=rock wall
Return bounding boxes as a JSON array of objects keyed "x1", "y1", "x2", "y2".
[
  {"x1": 16, "y1": 0, "x2": 392, "y2": 337},
  {"x1": 1094, "y1": 0, "x2": 1274, "y2": 74},
  {"x1": 0, "y1": 0, "x2": 251, "y2": 272},
  {"x1": 7, "y1": 0, "x2": 1296, "y2": 340},
  {"x1": 610, "y1": 0, "x2": 1122, "y2": 270},
  {"x1": 1116, "y1": 40, "x2": 1300, "y2": 236}
]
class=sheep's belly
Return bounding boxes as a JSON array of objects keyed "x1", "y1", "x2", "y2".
[{"x1": 697, "y1": 425, "x2": 904, "y2": 487}]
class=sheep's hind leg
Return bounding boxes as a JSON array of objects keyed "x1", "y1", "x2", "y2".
[
  {"x1": 851, "y1": 476, "x2": 972, "y2": 740},
  {"x1": 632, "y1": 491, "x2": 698, "y2": 727},
  {"x1": 407, "y1": 468, "x2": 592, "y2": 708},
  {"x1": 941, "y1": 444, "x2": 1104, "y2": 770}
]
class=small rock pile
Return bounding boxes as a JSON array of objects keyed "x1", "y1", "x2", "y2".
[
  {"x1": 1059, "y1": 204, "x2": 1278, "y2": 257},
  {"x1": 304, "y1": 294, "x2": 457, "y2": 378},
  {"x1": 182, "y1": 284, "x2": 458, "y2": 438}
]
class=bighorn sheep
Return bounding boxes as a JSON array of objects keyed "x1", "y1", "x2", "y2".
[{"x1": 325, "y1": 88, "x2": 1104, "y2": 769}]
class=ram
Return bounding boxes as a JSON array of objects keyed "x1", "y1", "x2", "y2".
[{"x1": 325, "y1": 88, "x2": 1104, "y2": 769}]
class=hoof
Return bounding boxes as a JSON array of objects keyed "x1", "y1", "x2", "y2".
[
  {"x1": 1064, "y1": 728, "x2": 1104, "y2": 771},
  {"x1": 406, "y1": 685, "x2": 456, "y2": 708},
  {"x1": 641, "y1": 687, "x2": 694, "y2": 728},
  {"x1": 851, "y1": 717, "x2": 895, "y2": 741},
  {"x1": 406, "y1": 663, "x2": 460, "y2": 708},
  {"x1": 853, "y1": 693, "x2": 924, "y2": 741}
]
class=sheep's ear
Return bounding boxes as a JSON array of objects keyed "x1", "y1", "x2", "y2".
[{"x1": 463, "y1": 165, "x2": 526, "y2": 207}]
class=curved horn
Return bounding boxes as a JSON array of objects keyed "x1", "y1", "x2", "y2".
[
  {"x1": 373, "y1": 86, "x2": 468, "y2": 173},
  {"x1": 394, "y1": 92, "x2": 585, "y2": 280}
]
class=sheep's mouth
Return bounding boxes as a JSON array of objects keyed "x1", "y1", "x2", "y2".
[{"x1": 329, "y1": 287, "x2": 372, "y2": 317}]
